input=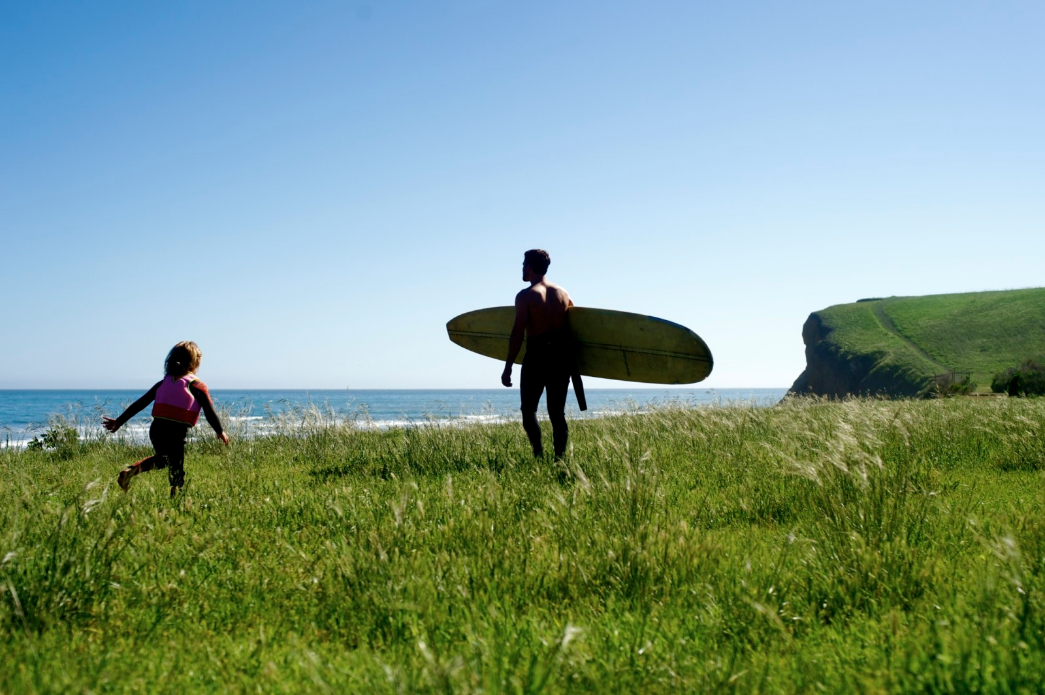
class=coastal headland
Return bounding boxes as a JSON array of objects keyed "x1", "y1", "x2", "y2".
[{"x1": 789, "y1": 287, "x2": 1045, "y2": 398}]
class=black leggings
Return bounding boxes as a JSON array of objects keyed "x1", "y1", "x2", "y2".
[
  {"x1": 520, "y1": 340, "x2": 572, "y2": 458},
  {"x1": 130, "y1": 419, "x2": 190, "y2": 488}
]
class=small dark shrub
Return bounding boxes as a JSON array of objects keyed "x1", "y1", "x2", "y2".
[
  {"x1": 991, "y1": 367, "x2": 1019, "y2": 394},
  {"x1": 923, "y1": 372, "x2": 975, "y2": 398},
  {"x1": 991, "y1": 360, "x2": 1045, "y2": 397},
  {"x1": 1018, "y1": 360, "x2": 1045, "y2": 395}
]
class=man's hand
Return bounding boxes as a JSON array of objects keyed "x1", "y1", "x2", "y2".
[
  {"x1": 218, "y1": 432, "x2": 230, "y2": 446},
  {"x1": 102, "y1": 417, "x2": 119, "y2": 433},
  {"x1": 501, "y1": 365, "x2": 513, "y2": 387}
]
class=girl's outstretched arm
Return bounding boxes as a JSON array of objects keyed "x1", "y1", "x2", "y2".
[
  {"x1": 102, "y1": 382, "x2": 162, "y2": 432},
  {"x1": 189, "y1": 380, "x2": 229, "y2": 444}
]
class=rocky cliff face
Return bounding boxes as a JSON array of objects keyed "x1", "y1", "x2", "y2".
[{"x1": 788, "y1": 313, "x2": 924, "y2": 398}]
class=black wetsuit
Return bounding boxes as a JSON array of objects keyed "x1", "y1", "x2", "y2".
[
  {"x1": 520, "y1": 329, "x2": 575, "y2": 458},
  {"x1": 146, "y1": 418, "x2": 192, "y2": 488}
]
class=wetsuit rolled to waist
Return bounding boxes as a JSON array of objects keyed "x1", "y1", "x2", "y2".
[{"x1": 525, "y1": 327, "x2": 587, "y2": 411}]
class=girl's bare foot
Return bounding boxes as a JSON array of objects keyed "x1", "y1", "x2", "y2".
[{"x1": 117, "y1": 468, "x2": 134, "y2": 491}]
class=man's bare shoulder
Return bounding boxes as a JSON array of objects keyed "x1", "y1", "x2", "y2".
[
  {"x1": 545, "y1": 282, "x2": 571, "y2": 303},
  {"x1": 516, "y1": 280, "x2": 571, "y2": 306},
  {"x1": 515, "y1": 286, "x2": 538, "y2": 302},
  {"x1": 550, "y1": 281, "x2": 570, "y2": 294}
]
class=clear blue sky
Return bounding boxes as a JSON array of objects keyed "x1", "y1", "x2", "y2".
[{"x1": 3, "y1": 1, "x2": 1043, "y2": 389}]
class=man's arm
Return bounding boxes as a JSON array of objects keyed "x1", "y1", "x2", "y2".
[{"x1": 501, "y1": 293, "x2": 528, "y2": 387}]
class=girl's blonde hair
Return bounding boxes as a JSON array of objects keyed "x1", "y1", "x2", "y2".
[{"x1": 165, "y1": 341, "x2": 202, "y2": 377}]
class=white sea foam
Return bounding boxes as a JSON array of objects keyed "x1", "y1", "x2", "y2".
[
  {"x1": 0, "y1": 408, "x2": 648, "y2": 448},
  {"x1": 1, "y1": 389, "x2": 787, "y2": 448}
]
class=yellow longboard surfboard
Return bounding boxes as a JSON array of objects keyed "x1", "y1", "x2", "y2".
[{"x1": 446, "y1": 306, "x2": 713, "y2": 384}]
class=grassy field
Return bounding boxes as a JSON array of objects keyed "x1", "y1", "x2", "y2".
[
  {"x1": 812, "y1": 287, "x2": 1045, "y2": 393},
  {"x1": 2, "y1": 398, "x2": 1044, "y2": 693}
]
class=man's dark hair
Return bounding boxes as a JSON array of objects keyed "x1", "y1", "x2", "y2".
[{"x1": 524, "y1": 249, "x2": 551, "y2": 276}]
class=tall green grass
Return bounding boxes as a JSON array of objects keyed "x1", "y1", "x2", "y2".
[{"x1": 2, "y1": 398, "x2": 1043, "y2": 692}]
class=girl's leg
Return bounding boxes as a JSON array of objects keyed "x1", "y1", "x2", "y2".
[
  {"x1": 149, "y1": 419, "x2": 189, "y2": 495},
  {"x1": 166, "y1": 441, "x2": 186, "y2": 492},
  {"x1": 117, "y1": 454, "x2": 163, "y2": 491},
  {"x1": 119, "y1": 419, "x2": 180, "y2": 493}
]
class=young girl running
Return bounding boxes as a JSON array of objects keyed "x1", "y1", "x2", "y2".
[{"x1": 102, "y1": 341, "x2": 229, "y2": 497}]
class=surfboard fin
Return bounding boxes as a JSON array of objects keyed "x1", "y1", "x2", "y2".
[{"x1": 571, "y1": 368, "x2": 587, "y2": 411}]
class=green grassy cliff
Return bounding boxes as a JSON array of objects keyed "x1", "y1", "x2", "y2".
[{"x1": 790, "y1": 287, "x2": 1045, "y2": 397}]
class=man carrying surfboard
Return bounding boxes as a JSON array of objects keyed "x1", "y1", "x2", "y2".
[{"x1": 501, "y1": 249, "x2": 586, "y2": 460}]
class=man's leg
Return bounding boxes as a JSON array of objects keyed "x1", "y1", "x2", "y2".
[
  {"x1": 519, "y1": 358, "x2": 546, "y2": 458},
  {"x1": 546, "y1": 364, "x2": 571, "y2": 459}
]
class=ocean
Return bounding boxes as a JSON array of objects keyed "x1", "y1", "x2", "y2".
[{"x1": 0, "y1": 388, "x2": 788, "y2": 448}]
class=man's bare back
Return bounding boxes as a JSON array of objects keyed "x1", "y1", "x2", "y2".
[
  {"x1": 502, "y1": 253, "x2": 573, "y2": 388},
  {"x1": 516, "y1": 280, "x2": 572, "y2": 338}
]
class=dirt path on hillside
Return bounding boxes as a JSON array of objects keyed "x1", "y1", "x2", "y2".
[{"x1": 872, "y1": 301, "x2": 949, "y2": 372}]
